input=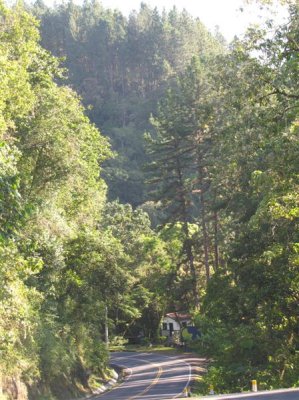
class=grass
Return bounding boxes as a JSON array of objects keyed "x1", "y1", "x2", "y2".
[{"x1": 109, "y1": 343, "x2": 181, "y2": 353}]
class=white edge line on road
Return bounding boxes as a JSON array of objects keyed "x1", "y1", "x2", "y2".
[{"x1": 173, "y1": 360, "x2": 192, "y2": 399}]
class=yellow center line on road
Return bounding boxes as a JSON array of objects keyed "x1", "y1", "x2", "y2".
[{"x1": 128, "y1": 366, "x2": 163, "y2": 400}]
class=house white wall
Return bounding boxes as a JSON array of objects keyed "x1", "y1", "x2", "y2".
[
  {"x1": 162, "y1": 316, "x2": 181, "y2": 331},
  {"x1": 161, "y1": 316, "x2": 192, "y2": 339},
  {"x1": 161, "y1": 314, "x2": 194, "y2": 343}
]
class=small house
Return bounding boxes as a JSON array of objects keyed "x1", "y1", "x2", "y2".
[{"x1": 161, "y1": 312, "x2": 192, "y2": 338}]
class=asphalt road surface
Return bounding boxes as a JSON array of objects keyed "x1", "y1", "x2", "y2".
[{"x1": 95, "y1": 351, "x2": 202, "y2": 400}]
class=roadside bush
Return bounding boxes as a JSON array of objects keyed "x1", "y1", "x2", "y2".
[{"x1": 109, "y1": 336, "x2": 128, "y2": 347}]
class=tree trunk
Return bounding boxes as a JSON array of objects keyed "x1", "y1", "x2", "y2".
[
  {"x1": 184, "y1": 227, "x2": 200, "y2": 309},
  {"x1": 104, "y1": 305, "x2": 109, "y2": 348},
  {"x1": 175, "y1": 142, "x2": 200, "y2": 309},
  {"x1": 200, "y1": 190, "x2": 210, "y2": 283},
  {"x1": 213, "y1": 210, "x2": 219, "y2": 271},
  {"x1": 198, "y1": 164, "x2": 210, "y2": 284}
]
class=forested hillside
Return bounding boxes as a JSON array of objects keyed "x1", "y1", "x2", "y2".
[
  {"x1": 33, "y1": 0, "x2": 224, "y2": 205},
  {"x1": 0, "y1": 0, "x2": 298, "y2": 399}
]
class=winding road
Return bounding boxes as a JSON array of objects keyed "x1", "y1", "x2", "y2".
[
  {"x1": 94, "y1": 352, "x2": 299, "y2": 400},
  {"x1": 95, "y1": 351, "x2": 203, "y2": 400}
]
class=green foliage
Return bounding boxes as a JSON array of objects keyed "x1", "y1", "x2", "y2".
[
  {"x1": 0, "y1": 242, "x2": 41, "y2": 380},
  {"x1": 33, "y1": 1, "x2": 224, "y2": 205},
  {"x1": 191, "y1": 5, "x2": 299, "y2": 393},
  {"x1": 0, "y1": 0, "x2": 298, "y2": 397},
  {"x1": 141, "y1": 1, "x2": 299, "y2": 393},
  {"x1": 0, "y1": 1, "x2": 114, "y2": 396}
]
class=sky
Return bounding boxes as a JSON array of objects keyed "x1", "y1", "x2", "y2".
[{"x1": 96, "y1": 0, "x2": 288, "y2": 41}]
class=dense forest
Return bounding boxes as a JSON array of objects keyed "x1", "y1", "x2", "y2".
[
  {"x1": 34, "y1": 0, "x2": 224, "y2": 206},
  {"x1": 0, "y1": 0, "x2": 298, "y2": 399}
]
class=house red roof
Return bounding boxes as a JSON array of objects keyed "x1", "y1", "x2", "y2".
[{"x1": 166, "y1": 312, "x2": 191, "y2": 321}]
